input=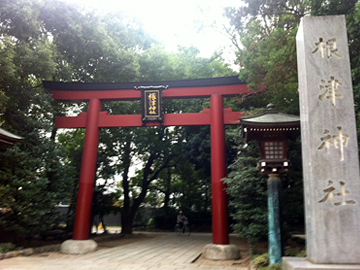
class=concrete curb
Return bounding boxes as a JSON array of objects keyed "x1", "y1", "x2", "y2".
[{"x1": 0, "y1": 233, "x2": 123, "y2": 261}]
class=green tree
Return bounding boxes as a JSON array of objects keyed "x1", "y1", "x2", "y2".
[
  {"x1": 223, "y1": 141, "x2": 268, "y2": 243},
  {"x1": 0, "y1": 0, "x2": 68, "y2": 241},
  {"x1": 222, "y1": 0, "x2": 307, "y2": 243},
  {"x1": 56, "y1": 129, "x2": 85, "y2": 229},
  {"x1": 224, "y1": 0, "x2": 307, "y2": 114},
  {"x1": 0, "y1": 0, "x2": 152, "y2": 240},
  {"x1": 0, "y1": 0, "x2": 245, "y2": 241},
  {"x1": 223, "y1": 0, "x2": 360, "y2": 243},
  {"x1": 96, "y1": 45, "x2": 237, "y2": 234}
]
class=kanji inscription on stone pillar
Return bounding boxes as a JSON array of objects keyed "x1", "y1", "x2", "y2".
[{"x1": 296, "y1": 15, "x2": 360, "y2": 265}]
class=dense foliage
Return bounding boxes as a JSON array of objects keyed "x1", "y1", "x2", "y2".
[
  {"x1": 2, "y1": 0, "x2": 359, "y2": 245},
  {"x1": 223, "y1": 0, "x2": 360, "y2": 243},
  {"x1": 0, "y1": 0, "x2": 237, "y2": 240}
]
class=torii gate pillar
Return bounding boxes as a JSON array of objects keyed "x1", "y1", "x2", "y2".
[
  {"x1": 202, "y1": 94, "x2": 240, "y2": 260},
  {"x1": 60, "y1": 98, "x2": 101, "y2": 254},
  {"x1": 44, "y1": 76, "x2": 251, "y2": 257},
  {"x1": 210, "y1": 94, "x2": 228, "y2": 244},
  {"x1": 73, "y1": 98, "x2": 102, "y2": 240}
]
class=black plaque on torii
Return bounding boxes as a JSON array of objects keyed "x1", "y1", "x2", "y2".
[{"x1": 134, "y1": 85, "x2": 168, "y2": 126}]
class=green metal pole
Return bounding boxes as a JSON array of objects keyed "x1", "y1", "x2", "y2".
[{"x1": 267, "y1": 173, "x2": 282, "y2": 265}]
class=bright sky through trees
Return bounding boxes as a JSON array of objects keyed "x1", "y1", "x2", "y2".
[{"x1": 65, "y1": 0, "x2": 243, "y2": 64}]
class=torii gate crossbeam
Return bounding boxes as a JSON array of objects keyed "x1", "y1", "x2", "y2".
[{"x1": 43, "y1": 76, "x2": 252, "y2": 245}]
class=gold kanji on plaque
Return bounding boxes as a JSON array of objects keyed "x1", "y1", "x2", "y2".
[{"x1": 135, "y1": 85, "x2": 167, "y2": 125}]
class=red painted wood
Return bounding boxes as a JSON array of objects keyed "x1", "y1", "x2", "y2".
[
  {"x1": 99, "y1": 113, "x2": 212, "y2": 127},
  {"x1": 72, "y1": 98, "x2": 101, "y2": 240},
  {"x1": 50, "y1": 78, "x2": 249, "y2": 244},
  {"x1": 54, "y1": 109, "x2": 242, "y2": 128},
  {"x1": 50, "y1": 84, "x2": 251, "y2": 101},
  {"x1": 210, "y1": 94, "x2": 229, "y2": 245}
]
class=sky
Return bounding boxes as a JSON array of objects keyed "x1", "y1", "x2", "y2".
[{"x1": 64, "y1": 0, "x2": 243, "y2": 65}]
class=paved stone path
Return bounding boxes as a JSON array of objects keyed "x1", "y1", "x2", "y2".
[{"x1": 0, "y1": 232, "x2": 249, "y2": 270}]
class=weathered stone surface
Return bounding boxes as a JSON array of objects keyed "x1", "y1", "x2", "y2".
[
  {"x1": 296, "y1": 15, "x2": 360, "y2": 264},
  {"x1": 202, "y1": 244, "x2": 240, "y2": 260},
  {"x1": 20, "y1": 248, "x2": 34, "y2": 256},
  {"x1": 60, "y1": 240, "x2": 97, "y2": 255},
  {"x1": 3, "y1": 252, "x2": 14, "y2": 259},
  {"x1": 283, "y1": 257, "x2": 360, "y2": 270}
]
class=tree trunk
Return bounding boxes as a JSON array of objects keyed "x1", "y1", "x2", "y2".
[
  {"x1": 120, "y1": 138, "x2": 132, "y2": 235},
  {"x1": 121, "y1": 151, "x2": 156, "y2": 234},
  {"x1": 121, "y1": 213, "x2": 134, "y2": 234},
  {"x1": 163, "y1": 168, "x2": 171, "y2": 216},
  {"x1": 120, "y1": 129, "x2": 174, "y2": 234}
]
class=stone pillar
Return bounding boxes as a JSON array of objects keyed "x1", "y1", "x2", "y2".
[{"x1": 284, "y1": 15, "x2": 360, "y2": 269}]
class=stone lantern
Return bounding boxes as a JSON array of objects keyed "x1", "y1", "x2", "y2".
[{"x1": 240, "y1": 104, "x2": 300, "y2": 265}]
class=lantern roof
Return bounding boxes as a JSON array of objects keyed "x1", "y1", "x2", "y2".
[
  {"x1": 241, "y1": 104, "x2": 300, "y2": 127},
  {"x1": 0, "y1": 127, "x2": 23, "y2": 149},
  {"x1": 241, "y1": 104, "x2": 300, "y2": 142}
]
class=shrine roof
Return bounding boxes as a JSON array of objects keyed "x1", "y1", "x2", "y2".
[{"x1": 0, "y1": 127, "x2": 23, "y2": 147}]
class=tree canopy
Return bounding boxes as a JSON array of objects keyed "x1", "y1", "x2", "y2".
[
  {"x1": 0, "y1": 0, "x2": 153, "y2": 239},
  {"x1": 3, "y1": 0, "x2": 359, "y2": 245},
  {"x1": 0, "y1": 0, "x2": 238, "y2": 240},
  {"x1": 223, "y1": 0, "x2": 360, "y2": 243}
]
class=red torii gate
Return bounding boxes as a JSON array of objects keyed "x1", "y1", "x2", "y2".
[{"x1": 43, "y1": 76, "x2": 252, "y2": 245}]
